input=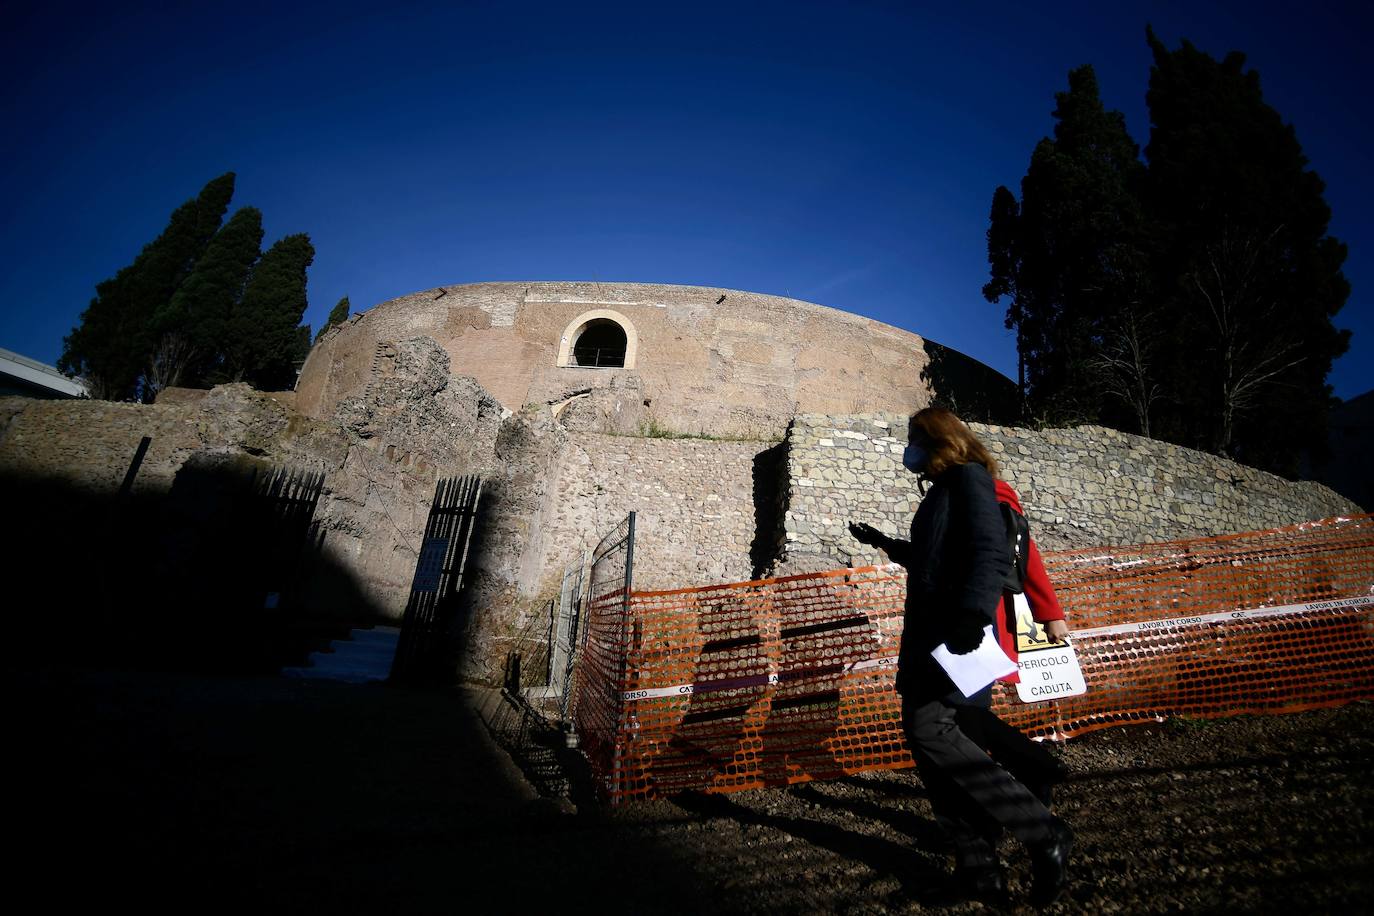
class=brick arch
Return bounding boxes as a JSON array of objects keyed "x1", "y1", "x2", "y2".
[{"x1": 556, "y1": 309, "x2": 639, "y2": 369}]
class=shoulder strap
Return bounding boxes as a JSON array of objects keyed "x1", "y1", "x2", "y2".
[{"x1": 1000, "y1": 501, "x2": 1030, "y2": 594}]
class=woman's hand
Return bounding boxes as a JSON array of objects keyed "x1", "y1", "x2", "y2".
[
  {"x1": 848, "y1": 521, "x2": 885, "y2": 547},
  {"x1": 1045, "y1": 619, "x2": 1071, "y2": 644},
  {"x1": 946, "y1": 612, "x2": 987, "y2": 655}
]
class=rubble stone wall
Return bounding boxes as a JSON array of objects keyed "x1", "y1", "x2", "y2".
[
  {"x1": 457, "y1": 426, "x2": 769, "y2": 684},
  {"x1": 539, "y1": 432, "x2": 765, "y2": 592},
  {"x1": 0, "y1": 386, "x2": 308, "y2": 494},
  {"x1": 779, "y1": 414, "x2": 1365, "y2": 571}
]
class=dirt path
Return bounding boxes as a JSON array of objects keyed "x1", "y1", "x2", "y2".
[{"x1": 12, "y1": 667, "x2": 1373, "y2": 912}]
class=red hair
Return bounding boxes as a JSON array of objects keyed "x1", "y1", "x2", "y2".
[{"x1": 909, "y1": 407, "x2": 1000, "y2": 479}]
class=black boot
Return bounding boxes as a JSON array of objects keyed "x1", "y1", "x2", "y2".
[
  {"x1": 949, "y1": 828, "x2": 1006, "y2": 905},
  {"x1": 954, "y1": 861, "x2": 1008, "y2": 905},
  {"x1": 1029, "y1": 817, "x2": 1074, "y2": 906}
]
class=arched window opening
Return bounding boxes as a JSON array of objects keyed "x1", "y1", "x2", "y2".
[
  {"x1": 573, "y1": 319, "x2": 627, "y2": 367},
  {"x1": 556, "y1": 308, "x2": 638, "y2": 369}
]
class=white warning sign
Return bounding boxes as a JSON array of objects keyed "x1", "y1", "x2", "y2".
[{"x1": 1011, "y1": 593, "x2": 1088, "y2": 703}]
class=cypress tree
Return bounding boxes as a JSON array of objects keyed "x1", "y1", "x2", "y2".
[
  {"x1": 1145, "y1": 28, "x2": 1350, "y2": 472},
  {"x1": 228, "y1": 233, "x2": 315, "y2": 390},
  {"x1": 59, "y1": 173, "x2": 236, "y2": 399},
  {"x1": 987, "y1": 34, "x2": 1348, "y2": 474},
  {"x1": 60, "y1": 274, "x2": 132, "y2": 400},
  {"x1": 984, "y1": 66, "x2": 1150, "y2": 429},
  {"x1": 316, "y1": 296, "x2": 351, "y2": 342},
  {"x1": 294, "y1": 324, "x2": 314, "y2": 368},
  {"x1": 983, "y1": 186, "x2": 1025, "y2": 402},
  {"x1": 152, "y1": 206, "x2": 264, "y2": 389}
]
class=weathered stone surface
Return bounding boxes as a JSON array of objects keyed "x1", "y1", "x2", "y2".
[
  {"x1": 778, "y1": 414, "x2": 1364, "y2": 570},
  {"x1": 297, "y1": 281, "x2": 950, "y2": 439},
  {"x1": 456, "y1": 405, "x2": 571, "y2": 683},
  {"x1": 547, "y1": 375, "x2": 648, "y2": 436}
]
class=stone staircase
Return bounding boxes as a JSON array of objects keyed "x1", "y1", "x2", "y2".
[{"x1": 281, "y1": 626, "x2": 400, "y2": 684}]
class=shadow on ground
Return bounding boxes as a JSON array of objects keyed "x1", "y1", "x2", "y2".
[
  {"x1": 1, "y1": 460, "x2": 384, "y2": 675},
  {"x1": 12, "y1": 665, "x2": 1374, "y2": 913},
  {"x1": 8, "y1": 668, "x2": 713, "y2": 911}
]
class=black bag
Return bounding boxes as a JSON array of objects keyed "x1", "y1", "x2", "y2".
[{"x1": 1001, "y1": 502, "x2": 1030, "y2": 594}]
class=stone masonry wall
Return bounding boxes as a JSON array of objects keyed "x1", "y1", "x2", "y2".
[
  {"x1": 457, "y1": 423, "x2": 770, "y2": 683},
  {"x1": 779, "y1": 414, "x2": 1366, "y2": 571},
  {"x1": 0, "y1": 386, "x2": 318, "y2": 495},
  {"x1": 538, "y1": 432, "x2": 764, "y2": 592}
]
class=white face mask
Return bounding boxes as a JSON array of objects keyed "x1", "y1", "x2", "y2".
[{"x1": 902, "y1": 443, "x2": 929, "y2": 473}]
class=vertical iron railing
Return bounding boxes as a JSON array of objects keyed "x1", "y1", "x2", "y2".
[
  {"x1": 567, "y1": 512, "x2": 637, "y2": 798},
  {"x1": 549, "y1": 550, "x2": 588, "y2": 719},
  {"x1": 103, "y1": 436, "x2": 154, "y2": 623},
  {"x1": 251, "y1": 465, "x2": 326, "y2": 610},
  {"x1": 390, "y1": 475, "x2": 482, "y2": 684},
  {"x1": 586, "y1": 511, "x2": 636, "y2": 616}
]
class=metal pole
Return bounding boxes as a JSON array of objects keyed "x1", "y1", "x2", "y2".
[
  {"x1": 609, "y1": 511, "x2": 638, "y2": 804},
  {"x1": 119, "y1": 436, "x2": 152, "y2": 497},
  {"x1": 623, "y1": 510, "x2": 636, "y2": 610}
]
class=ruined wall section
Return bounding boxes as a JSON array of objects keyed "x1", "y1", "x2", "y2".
[
  {"x1": 458, "y1": 423, "x2": 775, "y2": 683},
  {"x1": 300, "y1": 285, "x2": 534, "y2": 418},
  {"x1": 778, "y1": 415, "x2": 1365, "y2": 572},
  {"x1": 297, "y1": 282, "x2": 947, "y2": 440},
  {"x1": 458, "y1": 426, "x2": 765, "y2": 684},
  {"x1": 544, "y1": 433, "x2": 762, "y2": 590},
  {"x1": 0, "y1": 386, "x2": 324, "y2": 495},
  {"x1": 454, "y1": 408, "x2": 571, "y2": 683},
  {"x1": 0, "y1": 337, "x2": 506, "y2": 621},
  {"x1": 318, "y1": 338, "x2": 507, "y2": 613},
  {"x1": 975, "y1": 424, "x2": 1362, "y2": 543},
  {"x1": 776, "y1": 415, "x2": 912, "y2": 574}
]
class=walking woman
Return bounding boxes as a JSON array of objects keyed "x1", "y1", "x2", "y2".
[{"x1": 850, "y1": 407, "x2": 1073, "y2": 905}]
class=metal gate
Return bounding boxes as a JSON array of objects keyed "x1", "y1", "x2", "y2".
[
  {"x1": 547, "y1": 550, "x2": 588, "y2": 718},
  {"x1": 390, "y1": 475, "x2": 482, "y2": 683},
  {"x1": 253, "y1": 465, "x2": 326, "y2": 610},
  {"x1": 566, "y1": 512, "x2": 637, "y2": 785}
]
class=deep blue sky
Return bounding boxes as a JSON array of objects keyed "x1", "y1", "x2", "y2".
[{"x1": 3, "y1": 0, "x2": 1370, "y2": 400}]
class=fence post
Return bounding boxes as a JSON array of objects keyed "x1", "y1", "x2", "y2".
[
  {"x1": 608, "y1": 511, "x2": 638, "y2": 801},
  {"x1": 623, "y1": 511, "x2": 636, "y2": 620},
  {"x1": 118, "y1": 436, "x2": 152, "y2": 497}
]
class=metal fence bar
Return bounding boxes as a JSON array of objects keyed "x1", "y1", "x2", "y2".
[
  {"x1": 118, "y1": 436, "x2": 152, "y2": 497},
  {"x1": 572, "y1": 347, "x2": 626, "y2": 368},
  {"x1": 250, "y1": 465, "x2": 325, "y2": 610},
  {"x1": 391, "y1": 474, "x2": 482, "y2": 684},
  {"x1": 549, "y1": 550, "x2": 588, "y2": 719}
]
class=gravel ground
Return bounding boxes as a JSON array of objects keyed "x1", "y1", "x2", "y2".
[{"x1": 12, "y1": 667, "x2": 1373, "y2": 913}]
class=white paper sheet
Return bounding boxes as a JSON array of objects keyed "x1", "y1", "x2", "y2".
[{"x1": 930, "y1": 624, "x2": 1017, "y2": 697}]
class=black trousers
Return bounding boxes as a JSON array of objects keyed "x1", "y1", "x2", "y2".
[
  {"x1": 901, "y1": 694, "x2": 1056, "y2": 865},
  {"x1": 955, "y1": 705, "x2": 1067, "y2": 807}
]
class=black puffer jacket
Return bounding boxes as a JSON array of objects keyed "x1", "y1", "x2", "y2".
[{"x1": 880, "y1": 461, "x2": 1010, "y2": 704}]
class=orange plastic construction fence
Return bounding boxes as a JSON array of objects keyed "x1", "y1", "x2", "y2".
[{"x1": 567, "y1": 514, "x2": 1374, "y2": 803}]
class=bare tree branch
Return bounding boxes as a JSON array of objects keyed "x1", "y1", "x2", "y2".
[{"x1": 144, "y1": 332, "x2": 199, "y2": 399}]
